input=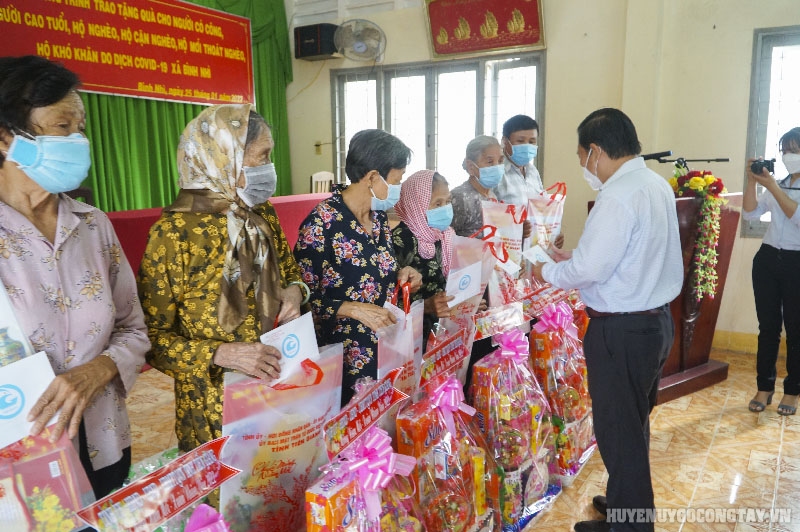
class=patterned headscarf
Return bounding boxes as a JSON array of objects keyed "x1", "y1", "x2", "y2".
[
  {"x1": 166, "y1": 104, "x2": 282, "y2": 333},
  {"x1": 394, "y1": 170, "x2": 454, "y2": 275}
]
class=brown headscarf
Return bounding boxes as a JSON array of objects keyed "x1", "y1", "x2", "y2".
[{"x1": 166, "y1": 104, "x2": 281, "y2": 333}]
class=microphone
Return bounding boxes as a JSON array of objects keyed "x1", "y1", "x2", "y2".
[{"x1": 641, "y1": 150, "x2": 672, "y2": 161}]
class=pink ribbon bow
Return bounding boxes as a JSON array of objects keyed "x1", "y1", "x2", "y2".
[
  {"x1": 533, "y1": 302, "x2": 579, "y2": 339},
  {"x1": 496, "y1": 329, "x2": 529, "y2": 363},
  {"x1": 341, "y1": 426, "x2": 416, "y2": 521},
  {"x1": 431, "y1": 377, "x2": 477, "y2": 438},
  {"x1": 185, "y1": 504, "x2": 231, "y2": 532}
]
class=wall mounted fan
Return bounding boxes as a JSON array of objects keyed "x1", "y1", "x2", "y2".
[{"x1": 334, "y1": 19, "x2": 386, "y2": 61}]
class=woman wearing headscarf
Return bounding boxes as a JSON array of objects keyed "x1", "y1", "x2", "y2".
[
  {"x1": 0, "y1": 55, "x2": 149, "y2": 498},
  {"x1": 294, "y1": 129, "x2": 421, "y2": 406},
  {"x1": 138, "y1": 104, "x2": 308, "y2": 456},
  {"x1": 393, "y1": 170, "x2": 455, "y2": 350}
]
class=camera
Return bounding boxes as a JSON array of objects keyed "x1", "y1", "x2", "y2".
[{"x1": 751, "y1": 158, "x2": 776, "y2": 174}]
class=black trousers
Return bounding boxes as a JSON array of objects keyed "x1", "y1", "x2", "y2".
[
  {"x1": 752, "y1": 244, "x2": 800, "y2": 396},
  {"x1": 78, "y1": 420, "x2": 131, "y2": 499},
  {"x1": 583, "y1": 307, "x2": 674, "y2": 532}
]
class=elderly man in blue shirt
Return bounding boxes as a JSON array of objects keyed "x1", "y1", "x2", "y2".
[{"x1": 533, "y1": 108, "x2": 683, "y2": 532}]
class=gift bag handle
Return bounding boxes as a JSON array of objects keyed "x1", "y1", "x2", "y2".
[
  {"x1": 390, "y1": 282, "x2": 412, "y2": 314},
  {"x1": 469, "y1": 224, "x2": 497, "y2": 241},
  {"x1": 270, "y1": 359, "x2": 325, "y2": 390},
  {"x1": 488, "y1": 241, "x2": 509, "y2": 263},
  {"x1": 544, "y1": 182, "x2": 568, "y2": 206},
  {"x1": 505, "y1": 204, "x2": 528, "y2": 224}
]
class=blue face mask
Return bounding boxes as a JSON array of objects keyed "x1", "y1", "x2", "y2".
[
  {"x1": 6, "y1": 132, "x2": 91, "y2": 194},
  {"x1": 477, "y1": 163, "x2": 504, "y2": 189},
  {"x1": 509, "y1": 143, "x2": 538, "y2": 167},
  {"x1": 426, "y1": 203, "x2": 453, "y2": 231},
  {"x1": 370, "y1": 175, "x2": 401, "y2": 211}
]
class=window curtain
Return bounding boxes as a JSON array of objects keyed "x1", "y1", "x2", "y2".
[{"x1": 81, "y1": 0, "x2": 294, "y2": 212}]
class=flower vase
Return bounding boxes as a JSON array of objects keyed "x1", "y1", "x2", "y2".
[{"x1": 0, "y1": 327, "x2": 26, "y2": 367}]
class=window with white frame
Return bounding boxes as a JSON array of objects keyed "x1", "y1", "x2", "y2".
[
  {"x1": 743, "y1": 26, "x2": 800, "y2": 237},
  {"x1": 331, "y1": 52, "x2": 545, "y2": 188}
]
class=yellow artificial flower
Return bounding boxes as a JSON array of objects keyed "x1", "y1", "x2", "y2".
[
  {"x1": 668, "y1": 177, "x2": 679, "y2": 191},
  {"x1": 688, "y1": 176, "x2": 707, "y2": 190},
  {"x1": 704, "y1": 175, "x2": 716, "y2": 186}
]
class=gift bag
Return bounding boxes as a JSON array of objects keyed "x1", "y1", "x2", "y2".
[
  {"x1": 438, "y1": 231, "x2": 497, "y2": 356},
  {"x1": 78, "y1": 437, "x2": 238, "y2": 532},
  {"x1": 0, "y1": 428, "x2": 94, "y2": 532},
  {"x1": 379, "y1": 283, "x2": 424, "y2": 397},
  {"x1": 469, "y1": 330, "x2": 561, "y2": 531},
  {"x1": 526, "y1": 182, "x2": 566, "y2": 251},
  {"x1": 530, "y1": 303, "x2": 596, "y2": 484},
  {"x1": 482, "y1": 202, "x2": 525, "y2": 308},
  {"x1": 306, "y1": 427, "x2": 417, "y2": 532},
  {"x1": 221, "y1": 343, "x2": 344, "y2": 532},
  {"x1": 397, "y1": 375, "x2": 502, "y2": 532}
]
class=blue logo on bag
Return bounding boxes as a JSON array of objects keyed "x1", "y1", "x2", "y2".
[
  {"x1": 0, "y1": 384, "x2": 25, "y2": 420},
  {"x1": 282, "y1": 334, "x2": 300, "y2": 358},
  {"x1": 459, "y1": 274, "x2": 471, "y2": 291}
]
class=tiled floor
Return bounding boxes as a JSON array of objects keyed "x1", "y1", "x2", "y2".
[{"x1": 127, "y1": 350, "x2": 800, "y2": 531}]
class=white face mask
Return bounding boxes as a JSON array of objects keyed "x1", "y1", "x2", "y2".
[
  {"x1": 582, "y1": 148, "x2": 603, "y2": 190},
  {"x1": 783, "y1": 153, "x2": 800, "y2": 175}
]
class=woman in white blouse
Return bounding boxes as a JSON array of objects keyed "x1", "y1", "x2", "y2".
[{"x1": 743, "y1": 127, "x2": 800, "y2": 416}]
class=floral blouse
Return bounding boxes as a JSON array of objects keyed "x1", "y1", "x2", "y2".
[
  {"x1": 138, "y1": 202, "x2": 302, "y2": 453},
  {"x1": 392, "y1": 221, "x2": 446, "y2": 349},
  {"x1": 451, "y1": 180, "x2": 496, "y2": 238},
  {"x1": 0, "y1": 196, "x2": 149, "y2": 470},
  {"x1": 294, "y1": 187, "x2": 398, "y2": 405}
]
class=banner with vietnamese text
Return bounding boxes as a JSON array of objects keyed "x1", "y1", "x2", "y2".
[{"x1": 0, "y1": 0, "x2": 254, "y2": 105}]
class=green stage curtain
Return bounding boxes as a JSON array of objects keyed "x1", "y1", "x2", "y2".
[{"x1": 81, "y1": 0, "x2": 293, "y2": 212}]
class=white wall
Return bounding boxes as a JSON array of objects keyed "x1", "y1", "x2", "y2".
[{"x1": 284, "y1": 0, "x2": 798, "y2": 342}]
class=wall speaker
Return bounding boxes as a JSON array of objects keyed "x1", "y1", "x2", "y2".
[{"x1": 294, "y1": 23, "x2": 339, "y2": 61}]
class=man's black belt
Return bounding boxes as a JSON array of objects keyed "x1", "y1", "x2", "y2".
[{"x1": 585, "y1": 304, "x2": 668, "y2": 319}]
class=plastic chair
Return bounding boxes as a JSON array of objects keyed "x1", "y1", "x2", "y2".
[{"x1": 310, "y1": 171, "x2": 334, "y2": 193}]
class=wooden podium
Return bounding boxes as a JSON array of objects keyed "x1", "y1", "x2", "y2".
[{"x1": 656, "y1": 193, "x2": 741, "y2": 403}]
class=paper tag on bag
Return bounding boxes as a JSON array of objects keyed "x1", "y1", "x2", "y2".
[
  {"x1": 445, "y1": 261, "x2": 483, "y2": 307},
  {"x1": 522, "y1": 244, "x2": 556, "y2": 265},
  {"x1": 0, "y1": 352, "x2": 58, "y2": 448},
  {"x1": 260, "y1": 312, "x2": 320, "y2": 384}
]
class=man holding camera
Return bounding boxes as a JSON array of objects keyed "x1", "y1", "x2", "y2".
[
  {"x1": 743, "y1": 126, "x2": 800, "y2": 417},
  {"x1": 532, "y1": 108, "x2": 682, "y2": 532}
]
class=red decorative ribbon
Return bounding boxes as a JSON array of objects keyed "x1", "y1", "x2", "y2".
[
  {"x1": 185, "y1": 503, "x2": 231, "y2": 532},
  {"x1": 533, "y1": 302, "x2": 579, "y2": 339},
  {"x1": 341, "y1": 426, "x2": 416, "y2": 520},
  {"x1": 431, "y1": 376, "x2": 477, "y2": 437},
  {"x1": 496, "y1": 329, "x2": 529, "y2": 363}
]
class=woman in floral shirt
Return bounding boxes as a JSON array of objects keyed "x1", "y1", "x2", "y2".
[
  {"x1": 393, "y1": 170, "x2": 455, "y2": 349},
  {"x1": 294, "y1": 129, "x2": 421, "y2": 405},
  {"x1": 139, "y1": 105, "x2": 308, "y2": 465},
  {"x1": 0, "y1": 56, "x2": 149, "y2": 498}
]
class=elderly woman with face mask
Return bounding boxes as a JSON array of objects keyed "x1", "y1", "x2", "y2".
[
  {"x1": 294, "y1": 129, "x2": 421, "y2": 406},
  {"x1": 392, "y1": 169, "x2": 456, "y2": 350},
  {"x1": 0, "y1": 56, "x2": 149, "y2": 498},
  {"x1": 138, "y1": 104, "x2": 308, "y2": 456}
]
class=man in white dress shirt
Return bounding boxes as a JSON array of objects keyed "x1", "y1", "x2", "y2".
[
  {"x1": 496, "y1": 114, "x2": 544, "y2": 203},
  {"x1": 533, "y1": 108, "x2": 683, "y2": 532}
]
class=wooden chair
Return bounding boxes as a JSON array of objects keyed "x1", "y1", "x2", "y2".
[{"x1": 310, "y1": 171, "x2": 334, "y2": 193}]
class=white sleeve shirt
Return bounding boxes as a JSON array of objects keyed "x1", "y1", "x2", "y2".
[
  {"x1": 542, "y1": 157, "x2": 683, "y2": 312},
  {"x1": 742, "y1": 176, "x2": 800, "y2": 250},
  {"x1": 496, "y1": 160, "x2": 544, "y2": 204}
]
